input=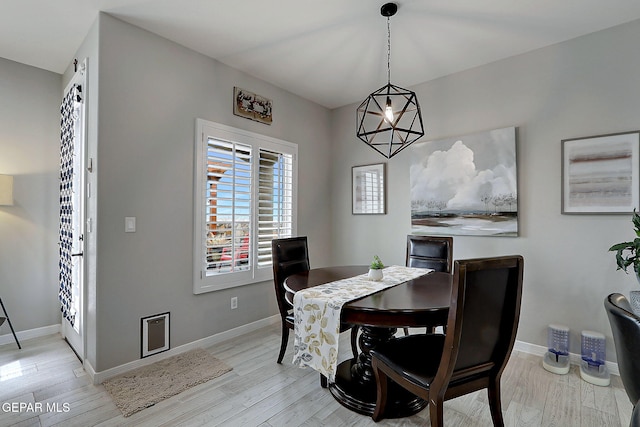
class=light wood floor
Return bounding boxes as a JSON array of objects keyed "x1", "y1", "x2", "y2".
[{"x1": 0, "y1": 324, "x2": 634, "y2": 426}]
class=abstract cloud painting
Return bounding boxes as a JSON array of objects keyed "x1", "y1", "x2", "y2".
[{"x1": 410, "y1": 126, "x2": 518, "y2": 236}]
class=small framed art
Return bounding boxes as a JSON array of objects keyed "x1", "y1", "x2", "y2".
[
  {"x1": 352, "y1": 163, "x2": 386, "y2": 215},
  {"x1": 233, "y1": 87, "x2": 272, "y2": 125},
  {"x1": 562, "y1": 131, "x2": 640, "y2": 214}
]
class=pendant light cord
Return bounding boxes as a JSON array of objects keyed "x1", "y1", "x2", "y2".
[{"x1": 387, "y1": 16, "x2": 391, "y2": 84}]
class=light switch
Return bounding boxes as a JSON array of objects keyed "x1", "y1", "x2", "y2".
[{"x1": 125, "y1": 217, "x2": 136, "y2": 233}]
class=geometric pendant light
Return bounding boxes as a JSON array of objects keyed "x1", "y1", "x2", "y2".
[{"x1": 356, "y1": 2, "x2": 425, "y2": 158}]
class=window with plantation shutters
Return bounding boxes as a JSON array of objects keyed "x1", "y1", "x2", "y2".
[{"x1": 194, "y1": 119, "x2": 297, "y2": 294}]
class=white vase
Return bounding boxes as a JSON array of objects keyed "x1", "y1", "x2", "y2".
[
  {"x1": 629, "y1": 290, "x2": 640, "y2": 316},
  {"x1": 368, "y1": 268, "x2": 383, "y2": 281}
]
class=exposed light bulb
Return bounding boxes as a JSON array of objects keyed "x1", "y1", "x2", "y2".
[{"x1": 384, "y1": 98, "x2": 394, "y2": 123}]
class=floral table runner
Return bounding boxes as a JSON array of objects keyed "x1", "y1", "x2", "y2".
[{"x1": 292, "y1": 265, "x2": 432, "y2": 382}]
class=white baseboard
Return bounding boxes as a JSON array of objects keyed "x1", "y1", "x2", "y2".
[
  {"x1": 88, "y1": 314, "x2": 280, "y2": 384},
  {"x1": 514, "y1": 340, "x2": 619, "y2": 376},
  {"x1": 90, "y1": 328, "x2": 618, "y2": 385},
  {"x1": 6, "y1": 321, "x2": 619, "y2": 384},
  {"x1": 0, "y1": 324, "x2": 60, "y2": 346}
]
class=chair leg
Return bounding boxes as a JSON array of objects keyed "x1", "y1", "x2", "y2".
[
  {"x1": 371, "y1": 360, "x2": 389, "y2": 422},
  {"x1": 488, "y1": 378, "x2": 505, "y2": 427},
  {"x1": 0, "y1": 298, "x2": 20, "y2": 350},
  {"x1": 428, "y1": 396, "x2": 444, "y2": 427},
  {"x1": 350, "y1": 327, "x2": 359, "y2": 358},
  {"x1": 277, "y1": 322, "x2": 289, "y2": 364}
]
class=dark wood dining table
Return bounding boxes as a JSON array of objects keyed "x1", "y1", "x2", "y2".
[{"x1": 284, "y1": 265, "x2": 452, "y2": 418}]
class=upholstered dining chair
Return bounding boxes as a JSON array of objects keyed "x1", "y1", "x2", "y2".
[
  {"x1": 271, "y1": 237, "x2": 358, "y2": 366},
  {"x1": 604, "y1": 293, "x2": 640, "y2": 420},
  {"x1": 370, "y1": 255, "x2": 524, "y2": 426},
  {"x1": 405, "y1": 235, "x2": 453, "y2": 272},
  {"x1": 403, "y1": 235, "x2": 453, "y2": 335}
]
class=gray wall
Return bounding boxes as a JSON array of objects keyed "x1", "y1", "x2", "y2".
[
  {"x1": 0, "y1": 57, "x2": 61, "y2": 334},
  {"x1": 90, "y1": 14, "x2": 333, "y2": 371},
  {"x1": 329, "y1": 19, "x2": 640, "y2": 360},
  {"x1": 5, "y1": 12, "x2": 640, "y2": 369}
]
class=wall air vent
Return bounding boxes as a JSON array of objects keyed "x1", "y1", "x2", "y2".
[{"x1": 141, "y1": 312, "x2": 170, "y2": 358}]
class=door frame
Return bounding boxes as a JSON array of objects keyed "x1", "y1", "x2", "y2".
[{"x1": 60, "y1": 59, "x2": 88, "y2": 362}]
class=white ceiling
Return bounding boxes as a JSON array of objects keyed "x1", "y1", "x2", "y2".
[{"x1": 3, "y1": 0, "x2": 640, "y2": 108}]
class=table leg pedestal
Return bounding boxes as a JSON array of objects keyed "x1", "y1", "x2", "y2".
[{"x1": 329, "y1": 325, "x2": 426, "y2": 417}]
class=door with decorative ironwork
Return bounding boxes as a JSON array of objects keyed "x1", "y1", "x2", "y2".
[{"x1": 59, "y1": 60, "x2": 87, "y2": 360}]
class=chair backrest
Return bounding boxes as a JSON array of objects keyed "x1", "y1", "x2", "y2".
[
  {"x1": 406, "y1": 235, "x2": 453, "y2": 272},
  {"x1": 271, "y1": 237, "x2": 310, "y2": 317},
  {"x1": 435, "y1": 256, "x2": 524, "y2": 388},
  {"x1": 605, "y1": 293, "x2": 640, "y2": 405}
]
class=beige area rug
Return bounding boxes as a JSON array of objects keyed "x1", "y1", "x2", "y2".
[{"x1": 103, "y1": 348, "x2": 232, "y2": 417}]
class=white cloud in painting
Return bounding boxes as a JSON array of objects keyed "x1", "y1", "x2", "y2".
[{"x1": 410, "y1": 139, "x2": 516, "y2": 211}]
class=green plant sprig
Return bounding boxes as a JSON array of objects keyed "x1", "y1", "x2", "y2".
[
  {"x1": 370, "y1": 255, "x2": 384, "y2": 270},
  {"x1": 609, "y1": 209, "x2": 640, "y2": 274}
]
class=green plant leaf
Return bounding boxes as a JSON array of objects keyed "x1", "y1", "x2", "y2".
[
  {"x1": 609, "y1": 242, "x2": 633, "y2": 251},
  {"x1": 632, "y1": 209, "x2": 640, "y2": 234}
]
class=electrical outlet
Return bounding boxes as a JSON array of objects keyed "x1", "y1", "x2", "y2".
[{"x1": 231, "y1": 297, "x2": 238, "y2": 310}]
